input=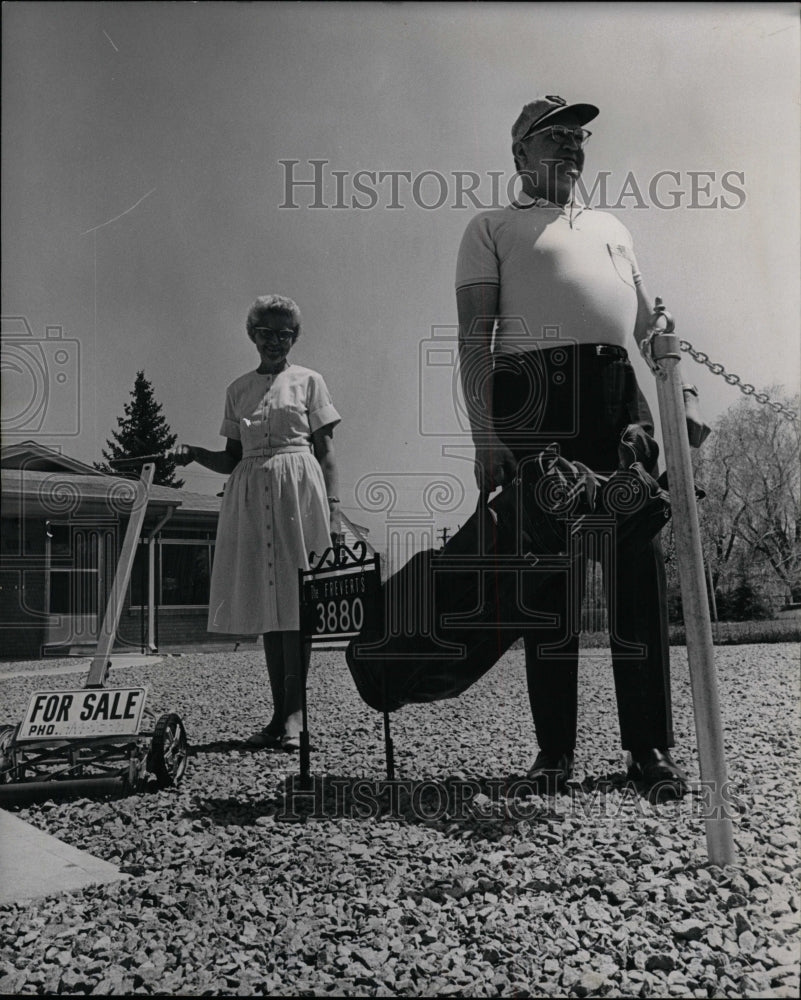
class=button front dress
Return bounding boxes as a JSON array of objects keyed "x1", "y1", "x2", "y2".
[{"x1": 207, "y1": 365, "x2": 340, "y2": 634}]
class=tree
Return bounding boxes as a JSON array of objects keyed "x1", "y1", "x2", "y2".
[
  {"x1": 691, "y1": 436, "x2": 747, "y2": 593},
  {"x1": 692, "y1": 389, "x2": 800, "y2": 604},
  {"x1": 715, "y1": 573, "x2": 773, "y2": 622},
  {"x1": 97, "y1": 371, "x2": 184, "y2": 488}
]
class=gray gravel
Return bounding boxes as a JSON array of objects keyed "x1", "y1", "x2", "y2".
[{"x1": 0, "y1": 643, "x2": 798, "y2": 997}]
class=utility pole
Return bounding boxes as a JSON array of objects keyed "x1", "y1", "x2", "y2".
[{"x1": 439, "y1": 526, "x2": 450, "y2": 547}]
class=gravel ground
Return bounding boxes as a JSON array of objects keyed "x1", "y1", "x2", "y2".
[{"x1": 0, "y1": 643, "x2": 798, "y2": 998}]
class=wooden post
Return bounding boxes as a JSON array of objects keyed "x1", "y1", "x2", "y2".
[{"x1": 647, "y1": 312, "x2": 734, "y2": 865}]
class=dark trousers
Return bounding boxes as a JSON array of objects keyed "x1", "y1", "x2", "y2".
[{"x1": 492, "y1": 345, "x2": 674, "y2": 752}]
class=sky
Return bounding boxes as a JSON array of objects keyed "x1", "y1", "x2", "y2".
[{"x1": 2, "y1": 1, "x2": 799, "y2": 550}]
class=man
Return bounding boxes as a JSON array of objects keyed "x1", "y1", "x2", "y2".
[{"x1": 456, "y1": 95, "x2": 698, "y2": 798}]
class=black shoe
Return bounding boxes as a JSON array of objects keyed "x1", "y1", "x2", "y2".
[
  {"x1": 627, "y1": 748, "x2": 689, "y2": 801},
  {"x1": 244, "y1": 727, "x2": 284, "y2": 749},
  {"x1": 526, "y1": 749, "x2": 574, "y2": 794}
]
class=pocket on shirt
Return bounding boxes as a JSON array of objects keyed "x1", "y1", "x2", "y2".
[
  {"x1": 267, "y1": 400, "x2": 307, "y2": 444},
  {"x1": 606, "y1": 243, "x2": 636, "y2": 289}
]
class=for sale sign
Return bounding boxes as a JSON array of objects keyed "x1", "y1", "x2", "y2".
[{"x1": 17, "y1": 688, "x2": 148, "y2": 742}]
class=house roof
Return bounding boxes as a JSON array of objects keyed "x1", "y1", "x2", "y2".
[
  {"x1": 1, "y1": 440, "x2": 103, "y2": 475},
  {"x1": 149, "y1": 482, "x2": 221, "y2": 514},
  {"x1": 1, "y1": 468, "x2": 227, "y2": 522},
  {"x1": 1, "y1": 442, "x2": 221, "y2": 522},
  {"x1": 1, "y1": 468, "x2": 180, "y2": 520},
  {"x1": 1, "y1": 443, "x2": 371, "y2": 539}
]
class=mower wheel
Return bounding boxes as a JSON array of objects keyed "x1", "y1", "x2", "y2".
[
  {"x1": 148, "y1": 714, "x2": 188, "y2": 788},
  {"x1": 0, "y1": 725, "x2": 18, "y2": 783}
]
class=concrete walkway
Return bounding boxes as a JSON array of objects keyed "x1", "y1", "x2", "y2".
[
  {"x1": 0, "y1": 655, "x2": 162, "y2": 903},
  {"x1": 0, "y1": 653, "x2": 164, "y2": 903},
  {"x1": 0, "y1": 653, "x2": 164, "y2": 682},
  {"x1": 0, "y1": 809, "x2": 127, "y2": 904}
]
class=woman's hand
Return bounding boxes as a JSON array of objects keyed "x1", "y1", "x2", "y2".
[
  {"x1": 170, "y1": 440, "x2": 241, "y2": 475},
  {"x1": 312, "y1": 424, "x2": 343, "y2": 544},
  {"x1": 329, "y1": 501, "x2": 343, "y2": 546},
  {"x1": 170, "y1": 444, "x2": 197, "y2": 467}
]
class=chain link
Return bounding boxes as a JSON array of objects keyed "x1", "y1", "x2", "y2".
[{"x1": 679, "y1": 340, "x2": 798, "y2": 421}]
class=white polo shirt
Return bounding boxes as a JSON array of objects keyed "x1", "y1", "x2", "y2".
[{"x1": 455, "y1": 193, "x2": 642, "y2": 355}]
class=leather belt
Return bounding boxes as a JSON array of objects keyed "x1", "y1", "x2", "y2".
[
  {"x1": 577, "y1": 344, "x2": 629, "y2": 359},
  {"x1": 242, "y1": 445, "x2": 312, "y2": 459}
]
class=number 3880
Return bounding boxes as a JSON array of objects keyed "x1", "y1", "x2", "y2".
[{"x1": 315, "y1": 597, "x2": 364, "y2": 634}]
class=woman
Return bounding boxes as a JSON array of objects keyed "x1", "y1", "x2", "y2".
[{"x1": 174, "y1": 295, "x2": 341, "y2": 751}]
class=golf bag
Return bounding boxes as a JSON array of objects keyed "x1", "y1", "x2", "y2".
[{"x1": 346, "y1": 447, "x2": 671, "y2": 712}]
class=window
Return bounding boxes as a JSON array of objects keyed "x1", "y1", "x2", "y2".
[
  {"x1": 130, "y1": 544, "x2": 150, "y2": 608},
  {"x1": 160, "y1": 541, "x2": 211, "y2": 606},
  {"x1": 49, "y1": 568, "x2": 99, "y2": 615},
  {"x1": 131, "y1": 537, "x2": 214, "y2": 608},
  {"x1": 47, "y1": 524, "x2": 103, "y2": 616}
]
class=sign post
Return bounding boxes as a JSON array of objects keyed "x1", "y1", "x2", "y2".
[
  {"x1": 86, "y1": 464, "x2": 155, "y2": 688},
  {"x1": 298, "y1": 542, "x2": 383, "y2": 784}
]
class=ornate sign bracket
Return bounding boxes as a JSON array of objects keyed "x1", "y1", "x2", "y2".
[{"x1": 307, "y1": 540, "x2": 369, "y2": 573}]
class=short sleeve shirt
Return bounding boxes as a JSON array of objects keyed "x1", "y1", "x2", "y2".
[
  {"x1": 456, "y1": 198, "x2": 641, "y2": 354},
  {"x1": 220, "y1": 365, "x2": 340, "y2": 450}
]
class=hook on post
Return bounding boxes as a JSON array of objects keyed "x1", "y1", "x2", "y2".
[{"x1": 639, "y1": 296, "x2": 679, "y2": 377}]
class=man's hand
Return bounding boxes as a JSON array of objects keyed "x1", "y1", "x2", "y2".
[
  {"x1": 618, "y1": 424, "x2": 659, "y2": 471},
  {"x1": 474, "y1": 436, "x2": 517, "y2": 494},
  {"x1": 683, "y1": 386, "x2": 712, "y2": 448}
]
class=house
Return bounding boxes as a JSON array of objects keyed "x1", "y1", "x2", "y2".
[{"x1": 0, "y1": 442, "x2": 376, "y2": 659}]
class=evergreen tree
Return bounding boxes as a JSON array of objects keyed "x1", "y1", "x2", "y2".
[{"x1": 97, "y1": 371, "x2": 184, "y2": 487}]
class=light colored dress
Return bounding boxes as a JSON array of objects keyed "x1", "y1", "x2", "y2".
[{"x1": 207, "y1": 364, "x2": 340, "y2": 634}]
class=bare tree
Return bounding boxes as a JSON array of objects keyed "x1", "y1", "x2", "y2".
[{"x1": 693, "y1": 390, "x2": 800, "y2": 603}]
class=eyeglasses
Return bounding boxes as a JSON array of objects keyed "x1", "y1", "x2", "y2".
[
  {"x1": 521, "y1": 124, "x2": 592, "y2": 147},
  {"x1": 253, "y1": 327, "x2": 295, "y2": 344}
]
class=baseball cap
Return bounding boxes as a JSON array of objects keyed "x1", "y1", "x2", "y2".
[{"x1": 511, "y1": 95, "x2": 599, "y2": 143}]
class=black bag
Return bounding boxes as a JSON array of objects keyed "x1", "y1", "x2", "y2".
[{"x1": 346, "y1": 448, "x2": 670, "y2": 713}]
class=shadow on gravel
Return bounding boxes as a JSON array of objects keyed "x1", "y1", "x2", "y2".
[
  {"x1": 181, "y1": 770, "x2": 688, "y2": 841},
  {"x1": 189, "y1": 739, "x2": 267, "y2": 755},
  {"x1": 189, "y1": 739, "x2": 315, "y2": 756}
]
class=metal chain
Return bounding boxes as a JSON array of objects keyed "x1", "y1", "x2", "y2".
[{"x1": 679, "y1": 340, "x2": 798, "y2": 421}]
